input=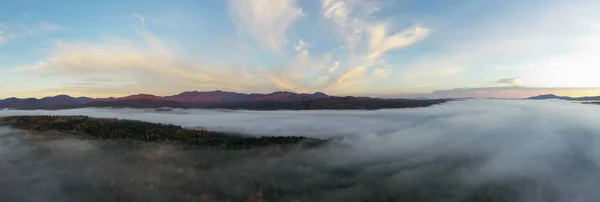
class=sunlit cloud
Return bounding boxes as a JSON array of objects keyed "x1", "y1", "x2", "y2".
[
  {"x1": 229, "y1": 0, "x2": 303, "y2": 52},
  {"x1": 13, "y1": 27, "x2": 285, "y2": 96}
]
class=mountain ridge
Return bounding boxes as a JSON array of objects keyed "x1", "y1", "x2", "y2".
[
  {"x1": 526, "y1": 94, "x2": 600, "y2": 101},
  {"x1": 0, "y1": 90, "x2": 449, "y2": 110}
]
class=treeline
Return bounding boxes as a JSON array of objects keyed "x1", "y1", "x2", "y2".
[
  {"x1": 0, "y1": 115, "x2": 325, "y2": 149},
  {"x1": 207, "y1": 98, "x2": 450, "y2": 110}
]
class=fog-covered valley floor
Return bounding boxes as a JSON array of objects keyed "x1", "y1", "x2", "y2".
[{"x1": 1, "y1": 99, "x2": 600, "y2": 202}]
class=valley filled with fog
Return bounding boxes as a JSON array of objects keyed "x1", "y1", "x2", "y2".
[{"x1": 1, "y1": 99, "x2": 600, "y2": 201}]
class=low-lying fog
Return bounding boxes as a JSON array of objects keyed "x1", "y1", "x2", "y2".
[{"x1": 1, "y1": 99, "x2": 599, "y2": 202}]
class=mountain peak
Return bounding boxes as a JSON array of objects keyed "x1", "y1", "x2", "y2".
[
  {"x1": 527, "y1": 94, "x2": 568, "y2": 100},
  {"x1": 118, "y1": 94, "x2": 162, "y2": 100},
  {"x1": 51, "y1": 94, "x2": 74, "y2": 98},
  {"x1": 313, "y1": 92, "x2": 328, "y2": 97}
]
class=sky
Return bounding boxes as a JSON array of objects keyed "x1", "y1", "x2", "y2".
[{"x1": 1, "y1": 0, "x2": 600, "y2": 99}]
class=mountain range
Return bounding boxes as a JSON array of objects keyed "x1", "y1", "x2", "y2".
[
  {"x1": 0, "y1": 91, "x2": 449, "y2": 110},
  {"x1": 526, "y1": 94, "x2": 600, "y2": 101}
]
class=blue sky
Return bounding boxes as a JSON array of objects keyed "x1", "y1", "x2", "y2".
[{"x1": 1, "y1": 0, "x2": 600, "y2": 98}]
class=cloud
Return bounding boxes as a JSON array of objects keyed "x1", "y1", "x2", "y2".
[
  {"x1": 8, "y1": 1, "x2": 430, "y2": 97},
  {"x1": 0, "y1": 28, "x2": 17, "y2": 46},
  {"x1": 321, "y1": 0, "x2": 351, "y2": 26},
  {"x1": 0, "y1": 32, "x2": 6, "y2": 45},
  {"x1": 132, "y1": 13, "x2": 146, "y2": 28},
  {"x1": 493, "y1": 77, "x2": 522, "y2": 85},
  {"x1": 13, "y1": 29, "x2": 286, "y2": 96},
  {"x1": 229, "y1": 0, "x2": 303, "y2": 52},
  {"x1": 293, "y1": 39, "x2": 309, "y2": 56},
  {"x1": 391, "y1": 1, "x2": 600, "y2": 93},
  {"x1": 36, "y1": 21, "x2": 65, "y2": 32},
  {"x1": 328, "y1": 61, "x2": 340, "y2": 72},
  {"x1": 367, "y1": 24, "x2": 430, "y2": 59},
  {"x1": 373, "y1": 67, "x2": 390, "y2": 78},
  {"x1": 0, "y1": 21, "x2": 64, "y2": 45},
  {"x1": 319, "y1": 0, "x2": 430, "y2": 92},
  {"x1": 12, "y1": 27, "x2": 342, "y2": 96}
]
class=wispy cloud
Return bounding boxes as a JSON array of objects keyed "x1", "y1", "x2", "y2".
[
  {"x1": 229, "y1": 0, "x2": 303, "y2": 52},
  {"x1": 36, "y1": 21, "x2": 65, "y2": 32},
  {"x1": 293, "y1": 39, "x2": 309, "y2": 57},
  {"x1": 493, "y1": 77, "x2": 522, "y2": 85},
  {"x1": 0, "y1": 32, "x2": 6, "y2": 45},
  {"x1": 0, "y1": 21, "x2": 64, "y2": 45},
  {"x1": 131, "y1": 12, "x2": 146, "y2": 28}
]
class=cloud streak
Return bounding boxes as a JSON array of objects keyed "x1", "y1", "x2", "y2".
[
  {"x1": 493, "y1": 77, "x2": 522, "y2": 85},
  {"x1": 132, "y1": 12, "x2": 146, "y2": 28},
  {"x1": 319, "y1": 0, "x2": 430, "y2": 93}
]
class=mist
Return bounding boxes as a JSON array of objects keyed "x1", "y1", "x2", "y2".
[{"x1": 1, "y1": 99, "x2": 599, "y2": 201}]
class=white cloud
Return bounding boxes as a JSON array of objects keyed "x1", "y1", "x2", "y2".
[
  {"x1": 293, "y1": 39, "x2": 309, "y2": 56},
  {"x1": 367, "y1": 24, "x2": 430, "y2": 59},
  {"x1": 320, "y1": 0, "x2": 430, "y2": 92},
  {"x1": 229, "y1": 0, "x2": 303, "y2": 52},
  {"x1": 321, "y1": 0, "x2": 351, "y2": 26},
  {"x1": 373, "y1": 67, "x2": 390, "y2": 78}
]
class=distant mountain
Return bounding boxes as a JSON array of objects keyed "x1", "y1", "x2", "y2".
[
  {"x1": 526, "y1": 94, "x2": 600, "y2": 101},
  {"x1": 164, "y1": 90, "x2": 252, "y2": 103},
  {"x1": 85, "y1": 99, "x2": 189, "y2": 109},
  {"x1": 0, "y1": 95, "x2": 95, "y2": 109},
  {"x1": 0, "y1": 90, "x2": 450, "y2": 110},
  {"x1": 254, "y1": 91, "x2": 329, "y2": 102},
  {"x1": 0, "y1": 97, "x2": 19, "y2": 104},
  {"x1": 527, "y1": 94, "x2": 573, "y2": 100}
]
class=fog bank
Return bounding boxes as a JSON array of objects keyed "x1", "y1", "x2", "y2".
[{"x1": 1, "y1": 99, "x2": 600, "y2": 201}]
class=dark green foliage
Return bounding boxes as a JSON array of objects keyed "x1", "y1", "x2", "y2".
[{"x1": 0, "y1": 115, "x2": 325, "y2": 149}]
